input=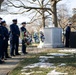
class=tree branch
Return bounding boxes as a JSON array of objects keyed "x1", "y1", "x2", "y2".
[
  {"x1": 7, "y1": 0, "x2": 52, "y2": 12},
  {"x1": 35, "y1": 9, "x2": 42, "y2": 15},
  {"x1": 37, "y1": 0, "x2": 42, "y2": 6},
  {"x1": 27, "y1": 17, "x2": 41, "y2": 24},
  {"x1": 46, "y1": 10, "x2": 52, "y2": 15},
  {"x1": 30, "y1": 11, "x2": 38, "y2": 22}
]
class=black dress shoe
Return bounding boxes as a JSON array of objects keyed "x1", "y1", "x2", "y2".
[
  {"x1": 4, "y1": 58, "x2": 7, "y2": 60},
  {"x1": 0, "y1": 60, "x2": 4, "y2": 64},
  {"x1": 6, "y1": 56, "x2": 11, "y2": 58},
  {"x1": 15, "y1": 53, "x2": 21, "y2": 55},
  {"x1": 25, "y1": 52, "x2": 28, "y2": 54},
  {"x1": 11, "y1": 54, "x2": 15, "y2": 57}
]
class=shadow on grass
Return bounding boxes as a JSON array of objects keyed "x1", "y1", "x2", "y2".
[
  {"x1": 8, "y1": 56, "x2": 40, "y2": 75},
  {"x1": 8, "y1": 53, "x2": 76, "y2": 75},
  {"x1": 48, "y1": 57, "x2": 76, "y2": 63}
]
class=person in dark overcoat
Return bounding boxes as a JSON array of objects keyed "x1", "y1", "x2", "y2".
[
  {"x1": 0, "y1": 17, "x2": 5, "y2": 64},
  {"x1": 1, "y1": 20, "x2": 10, "y2": 60},
  {"x1": 10, "y1": 19, "x2": 20, "y2": 56},
  {"x1": 65, "y1": 23, "x2": 72, "y2": 47}
]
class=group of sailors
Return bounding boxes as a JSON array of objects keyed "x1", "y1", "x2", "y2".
[{"x1": 0, "y1": 17, "x2": 28, "y2": 64}]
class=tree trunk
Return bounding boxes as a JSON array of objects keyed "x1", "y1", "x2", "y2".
[
  {"x1": 0, "y1": 0, "x2": 4, "y2": 10},
  {"x1": 51, "y1": 1, "x2": 58, "y2": 27},
  {"x1": 42, "y1": 0, "x2": 45, "y2": 28},
  {"x1": 42, "y1": 9, "x2": 45, "y2": 28}
]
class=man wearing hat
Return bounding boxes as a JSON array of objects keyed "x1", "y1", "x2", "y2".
[
  {"x1": 20, "y1": 22, "x2": 28, "y2": 54},
  {"x1": 1, "y1": 20, "x2": 10, "y2": 60},
  {"x1": 10, "y1": 19, "x2": 20, "y2": 56},
  {"x1": 65, "y1": 22, "x2": 72, "y2": 47}
]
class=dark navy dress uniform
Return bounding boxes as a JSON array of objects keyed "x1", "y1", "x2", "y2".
[
  {"x1": 2, "y1": 26, "x2": 9, "y2": 59},
  {"x1": 20, "y1": 26, "x2": 27, "y2": 54},
  {"x1": 0, "y1": 25, "x2": 4, "y2": 60},
  {"x1": 10, "y1": 22, "x2": 20, "y2": 56},
  {"x1": 65, "y1": 26, "x2": 71, "y2": 47}
]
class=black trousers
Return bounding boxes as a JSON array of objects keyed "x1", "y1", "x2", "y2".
[
  {"x1": 22, "y1": 39, "x2": 26, "y2": 54},
  {"x1": 0, "y1": 39, "x2": 3, "y2": 59},
  {"x1": 2, "y1": 40, "x2": 8, "y2": 59},
  {"x1": 10, "y1": 37, "x2": 19, "y2": 55},
  {"x1": 65, "y1": 36, "x2": 70, "y2": 47}
]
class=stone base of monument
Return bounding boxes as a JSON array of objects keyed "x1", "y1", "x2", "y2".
[{"x1": 43, "y1": 27, "x2": 64, "y2": 48}]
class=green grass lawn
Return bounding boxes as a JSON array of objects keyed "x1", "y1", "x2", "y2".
[{"x1": 8, "y1": 49, "x2": 76, "y2": 75}]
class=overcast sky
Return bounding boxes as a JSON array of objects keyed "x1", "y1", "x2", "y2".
[
  {"x1": 0, "y1": 0, "x2": 76, "y2": 24},
  {"x1": 58, "y1": 0, "x2": 76, "y2": 14},
  {"x1": 67, "y1": 0, "x2": 76, "y2": 9}
]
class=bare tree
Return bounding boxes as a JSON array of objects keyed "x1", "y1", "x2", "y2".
[
  {"x1": 57, "y1": 4, "x2": 70, "y2": 29},
  {"x1": 66, "y1": 8, "x2": 76, "y2": 30},
  {"x1": 72, "y1": 8, "x2": 76, "y2": 27},
  {"x1": 73, "y1": 8, "x2": 76, "y2": 14},
  {"x1": 71, "y1": 13, "x2": 76, "y2": 29},
  {"x1": 5, "y1": 0, "x2": 62, "y2": 27},
  {"x1": 49, "y1": 0, "x2": 61, "y2": 27}
]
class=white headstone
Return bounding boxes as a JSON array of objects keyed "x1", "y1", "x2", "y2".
[{"x1": 43, "y1": 27, "x2": 64, "y2": 48}]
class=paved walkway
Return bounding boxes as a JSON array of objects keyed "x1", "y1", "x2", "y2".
[
  {"x1": 0, "y1": 47, "x2": 73, "y2": 75},
  {"x1": 0, "y1": 47, "x2": 47, "y2": 75},
  {"x1": 0, "y1": 55, "x2": 25, "y2": 75}
]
